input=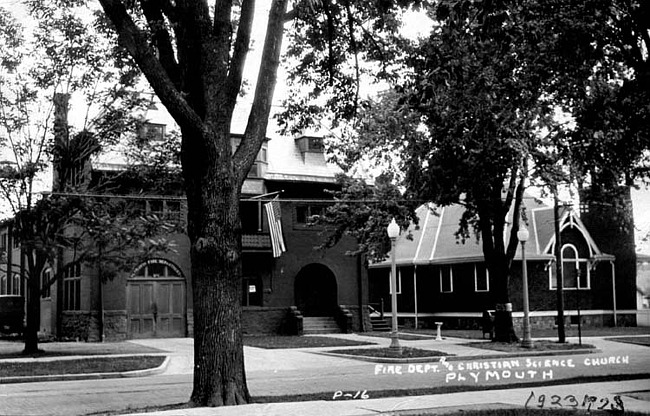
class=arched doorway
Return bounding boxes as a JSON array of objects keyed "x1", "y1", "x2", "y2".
[
  {"x1": 127, "y1": 259, "x2": 186, "y2": 338},
  {"x1": 295, "y1": 263, "x2": 338, "y2": 316}
]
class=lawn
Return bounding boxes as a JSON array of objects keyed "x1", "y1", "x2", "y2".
[
  {"x1": 0, "y1": 340, "x2": 165, "y2": 359},
  {"x1": 358, "y1": 332, "x2": 438, "y2": 341},
  {"x1": 606, "y1": 335, "x2": 650, "y2": 347},
  {"x1": 0, "y1": 355, "x2": 166, "y2": 377},
  {"x1": 243, "y1": 335, "x2": 376, "y2": 349},
  {"x1": 410, "y1": 326, "x2": 650, "y2": 340},
  {"x1": 465, "y1": 340, "x2": 596, "y2": 353},
  {"x1": 328, "y1": 346, "x2": 450, "y2": 359}
]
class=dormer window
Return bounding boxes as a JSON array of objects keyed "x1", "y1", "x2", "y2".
[
  {"x1": 308, "y1": 137, "x2": 323, "y2": 151},
  {"x1": 295, "y1": 135, "x2": 324, "y2": 153},
  {"x1": 139, "y1": 123, "x2": 165, "y2": 141}
]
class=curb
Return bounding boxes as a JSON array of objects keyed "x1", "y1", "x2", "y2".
[
  {"x1": 312, "y1": 348, "x2": 601, "y2": 363},
  {"x1": 0, "y1": 356, "x2": 170, "y2": 384}
]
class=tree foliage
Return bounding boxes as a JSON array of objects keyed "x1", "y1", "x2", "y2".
[
  {"x1": 314, "y1": 173, "x2": 416, "y2": 262},
  {"x1": 0, "y1": 3, "x2": 176, "y2": 354},
  {"x1": 560, "y1": 0, "x2": 649, "y2": 193}
]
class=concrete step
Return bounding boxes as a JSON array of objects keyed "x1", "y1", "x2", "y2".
[
  {"x1": 303, "y1": 316, "x2": 341, "y2": 334},
  {"x1": 370, "y1": 316, "x2": 391, "y2": 332}
]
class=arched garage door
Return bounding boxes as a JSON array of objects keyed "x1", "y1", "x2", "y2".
[{"x1": 127, "y1": 259, "x2": 186, "y2": 338}]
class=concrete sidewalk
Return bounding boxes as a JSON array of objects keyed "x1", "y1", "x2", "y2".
[
  {"x1": 2, "y1": 333, "x2": 649, "y2": 415},
  {"x1": 124, "y1": 379, "x2": 650, "y2": 415},
  {"x1": 128, "y1": 332, "x2": 648, "y2": 377},
  {"x1": 124, "y1": 333, "x2": 650, "y2": 415}
]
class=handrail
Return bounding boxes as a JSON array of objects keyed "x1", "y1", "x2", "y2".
[{"x1": 368, "y1": 298, "x2": 385, "y2": 319}]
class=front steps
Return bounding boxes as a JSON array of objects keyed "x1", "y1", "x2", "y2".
[
  {"x1": 302, "y1": 316, "x2": 341, "y2": 334},
  {"x1": 370, "y1": 316, "x2": 391, "y2": 332}
]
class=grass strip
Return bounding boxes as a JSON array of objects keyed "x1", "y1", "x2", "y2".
[
  {"x1": 243, "y1": 335, "x2": 375, "y2": 349},
  {"x1": 605, "y1": 336, "x2": 650, "y2": 347},
  {"x1": 464, "y1": 340, "x2": 596, "y2": 353},
  {"x1": 0, "y1": 355, "x2": 165, "y2": 377},
  {"x1": 251, "y1": 372, "x2": 650, "y2": 404},
  {"x1": 88, "y1": 373, "x2": 650, "y2": 415},
  {"x1": 328, "y1": 346, "x2": 451, "y2": 358}
]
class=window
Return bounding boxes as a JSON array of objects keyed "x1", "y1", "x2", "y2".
[
  {"x1": 149, "y1": 200, "x2": 164, "y2": 216},
  {"x1": 41, "y1": 268, "x2": 52, "y2": 299},
  {"x1": 295, "y1": 204, "x2": 325, "y2": 225},
  {"x1": 248, "y1": 162, "x2": 259, "y2": 178},
  {"x1": 166, "y1": 201, "x2": 181, "y2": 219},
  {"x1": 132, "y1": 260, "x2": 182, "y2": 279},
  {"x1": 308, "y1": 137, "x2": 324, "y2": 151},
  {"x1": 69, "y1": 159, "x2": 86, "y2": 187},
  {"x1": 63, "y1": 263, "x2": 81, "y2": 311},
  {"x1": 550, "y1": 244, "x2": 590, "y2": 289},
  {"x1": 0, "y1": 232, "x2": 7, "y2": 251},
  {"x1": 475, "y1": 264, "x2": 490, "y2": 292},
  {"x1": 139, "y1": 122, "x2": 165, "y2": 141},
  {"x1": 1, "y1": 273, "x2": 6, "y2": 295},
  {"x1": 127, "y1": 199, "x2": 182, "y2": 220},
  {"x1": 242, "y1": 277, "x2": 262, "y2": 306},
  {"x1": 388, "y1": 269, "x2": 402, "y2": 295},
  {"x1": 12, "y1": 273, "x2": 21, "y2": 295},
  {"x1": 440, "y1": 266, "x2": 453, "y2": 293}
]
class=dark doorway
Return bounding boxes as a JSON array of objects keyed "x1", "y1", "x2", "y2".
[{"x1": 295, "y1": 263, "x2": 338, "y2": 316}]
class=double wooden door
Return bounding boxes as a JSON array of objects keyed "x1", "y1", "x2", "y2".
[{"x1": 127, "y1": 279, "x2": 185, "y2": 338}]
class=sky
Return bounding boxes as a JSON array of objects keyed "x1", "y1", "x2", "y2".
[{"x1": 1, "y1": 1, "x2": 648, "y2": 254}]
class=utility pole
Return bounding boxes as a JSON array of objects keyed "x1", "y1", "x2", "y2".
[{"x1": 553, "y1": 188, "x2": 566, "y2": 343}]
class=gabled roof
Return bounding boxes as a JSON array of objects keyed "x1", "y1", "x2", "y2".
[
  {"x1": 534, "y1": 206, "x2": 614, "y2": 262},
  {"x1": 371, "y1": 196, "x2": 613, "y2": 269}
]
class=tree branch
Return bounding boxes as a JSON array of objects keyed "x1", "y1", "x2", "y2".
[
  {"x1": 98, "y1": 0, "x2": 202, "y2": 130},
  {"x1": 141, "y1": 0, "x2": 181, "y2": 88},
  {"x1": 225, "y1": 0, "x2": 255, "y2": 113},
  {"x1": 234, "y1": 0, "x2": 289, "y2": 184}
]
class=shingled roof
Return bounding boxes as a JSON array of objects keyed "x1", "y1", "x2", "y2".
[{"x1": 371, "y1": 196, "x2": 613, "y2": 268}]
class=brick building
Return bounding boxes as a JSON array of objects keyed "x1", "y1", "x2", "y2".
[{"x1": 0, "y1": 103, "x2": 369, "y2": 340}]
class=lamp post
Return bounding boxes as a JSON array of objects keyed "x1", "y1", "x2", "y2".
[
  {"x1": 517, "y1": 224, "x2": 533, "y2": 348},
  {"x1": 387, "y1": 218, "x2": 402, "y2": 355}
]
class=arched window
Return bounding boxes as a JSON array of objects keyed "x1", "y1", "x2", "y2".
[
  {"x1": 131, "y1": 259, "x2": 183, "y2": 279},
  {"x1": 550, "y1": 244, "x2": 590, "y2": 289}
]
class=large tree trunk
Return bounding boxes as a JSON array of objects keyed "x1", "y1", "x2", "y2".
[
  {"x1": 491, "y1": 255, "x2": 518, "y2": 343},
  {"x1": 24, "y1": 255, "x2": 41, "y2": 354},
  {"x1": 183, "y1": 127, "x2": 250, "y2": 406}
]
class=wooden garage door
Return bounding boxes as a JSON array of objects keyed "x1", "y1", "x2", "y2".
[{"x1": 127, "y1": 260, "x2": 186, "y2": 338}]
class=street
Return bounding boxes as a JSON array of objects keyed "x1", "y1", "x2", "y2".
[{"x1": 1, "y1": 336, "x2": 649, "y2": 416}]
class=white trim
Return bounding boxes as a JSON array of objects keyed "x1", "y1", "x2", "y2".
[
  {"x1": 474, "y1": 264, "x2": 490, "y2": 292},
  {"x1": 390, "y1": 309, "x2": 639, "y2": 319},
  {"x1": 440, "y1": 265, "x2": 453, "y2": 293},
  {"x1": 430, "y1": 207, "x2": 444, "y2": 261},
  {"x1": 413, "y1": 265, "x2": 419, "y2": 329},
  {"x1": 560, "y1": 220, "x2": 595, "y2": 258},
  {"x1": 414, "y1": 207, "x2": 431, "y2": 262},
  {"x1": 549, "y1": 243, "x2": 591, "y2": 290}
]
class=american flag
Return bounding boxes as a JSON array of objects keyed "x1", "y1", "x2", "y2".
[{"x1": 264, "y1": 197, "x2": 286, "y2": 257}]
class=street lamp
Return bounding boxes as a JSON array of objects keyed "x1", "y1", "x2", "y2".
[
  {"x1": 387, "y1": 218, "x2": 402, "y2": 355},
  {"x1": 517, "y1": 224, "x2": 534, "y2": 348}
]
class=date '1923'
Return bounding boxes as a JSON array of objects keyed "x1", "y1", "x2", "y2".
[{"x1": 525, "y1": 391, "x2": 624, "y2": 413}]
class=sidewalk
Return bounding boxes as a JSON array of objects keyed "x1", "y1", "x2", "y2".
[
  {"x1": 123, "y1": 333, "x2": 650, "y2": 415},
  {"x1": 124, "y1": 379, "x2": 650, "y2": 416},
  {"x1": 1, "y1": 333, "x2": 649, "y2": 415}
]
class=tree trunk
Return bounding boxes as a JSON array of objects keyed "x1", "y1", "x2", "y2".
[
  {"x1": 490, "y1": 254, "x2": 518, "y2": 343},
  {"x1": 24, "y1": 262, "x2": 41, "y2": 354},
  {"x1": 184, "y1": 128, "x2": 250, "y2": 406}
]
